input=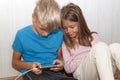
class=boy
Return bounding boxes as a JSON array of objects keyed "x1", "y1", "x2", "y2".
[{"x1": 12, "y1": 0, "x2": 76, "y2": 80}]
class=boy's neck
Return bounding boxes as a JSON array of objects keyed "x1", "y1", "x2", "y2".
[{"x1": 32, "y1": 25, "x2": 38, "y2": 34}]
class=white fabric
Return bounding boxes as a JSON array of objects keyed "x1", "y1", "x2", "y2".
[{"x1": 73, "y1": 42, "x2": 120, "y2": 80}]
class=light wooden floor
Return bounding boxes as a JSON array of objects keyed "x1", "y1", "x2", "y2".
[
  {"x1": 0, "y1": 71, "x2": 120, "y2": 80},
  {"x1": 0, "y1": 76, "x2": 23, "y2": 80}
]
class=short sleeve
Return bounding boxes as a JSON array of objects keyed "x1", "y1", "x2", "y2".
[{"x1": 12, "y1": 31, "x2": 23, "y2": 53}]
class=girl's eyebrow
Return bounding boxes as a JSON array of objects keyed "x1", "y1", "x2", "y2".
[{"x1": 66, "y1": 23, "x2": 78, "y2": 28}]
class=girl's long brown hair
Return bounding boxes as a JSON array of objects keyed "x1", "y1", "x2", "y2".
[{"x1": 61, "y1": 3, "x2": 95, "y2": 51}]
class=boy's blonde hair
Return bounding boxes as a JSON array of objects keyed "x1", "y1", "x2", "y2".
[{"x1": 34, "y1": 0, "x2": 60, "y2": 32}]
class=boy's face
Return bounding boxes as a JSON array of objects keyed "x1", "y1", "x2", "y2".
[
  {"x1": 62, "y1": 19, "x2": 79, "y2": 39},
  {"x1": 33, "y1": 21, "x2": 49, "y2": 36},
  {"x1": 32, "y1": 14, "x2": 49, "y2": 36}
]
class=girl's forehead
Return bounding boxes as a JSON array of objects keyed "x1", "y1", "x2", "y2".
[{"x1": 62, "y1": 20, "x2": 78, "y2": 25}]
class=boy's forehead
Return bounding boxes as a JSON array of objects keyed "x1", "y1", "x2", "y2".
[{"x1": 37, "y1": 23, "x2": 54, "y2": 33}]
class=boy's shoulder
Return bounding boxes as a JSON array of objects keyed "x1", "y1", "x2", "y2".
[
  {"x1": 19, "y1": 25, "x2": 31, "y2": 31},
  {"x1": 17, "y1": 25, "x2": 32, "y2": 33},
  {"x1": 52, "y1": 28, "x2": 63, "y2": 34},
  {"x1": 15, "y1": 25, "x2": 32, "y2": 36}
]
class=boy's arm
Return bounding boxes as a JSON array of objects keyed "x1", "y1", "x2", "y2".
[
  {"x1": 12, "y1": 50, "x2": 32, "y2": 71},
  {"x1": 57, "y1": 47, "x2": 63, "y2": 61},
  {"x1": 12, "y1": 50, "x2": 42, "y2": 74},
  {"x1": 50, "y1": 47, "x2": 64, "y2": 71}
]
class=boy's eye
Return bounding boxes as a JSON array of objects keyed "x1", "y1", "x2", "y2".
[{"x1": 70, "y1": 26, "x2": 74, "y2": 28}]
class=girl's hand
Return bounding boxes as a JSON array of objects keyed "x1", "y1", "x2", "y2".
[{"x1": 50, "y1": 59, "x2": 64, "y2": 72}]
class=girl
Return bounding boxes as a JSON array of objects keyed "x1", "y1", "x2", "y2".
[{"x1": 61, "y1": 3, "x2": 120, "y2": 80}]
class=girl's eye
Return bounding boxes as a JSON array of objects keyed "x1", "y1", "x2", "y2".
[
  {"x1": 63, "y1": 26, "x2": 67, "y2": 30},
  {"x1": 70, "y1": 25, "x2": 76, "y2": 28}
]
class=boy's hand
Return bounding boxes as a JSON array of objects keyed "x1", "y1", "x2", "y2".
[
  {"x1": 50, "y1": 59, "x2": 63, "y2": 72},
  {"x1": 28, "y1": 62, "x2": 42, "y2": 75}
]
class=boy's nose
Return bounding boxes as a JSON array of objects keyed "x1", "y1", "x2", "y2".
[{"x1": 42, "y1": 32, "x2": 49, "y2": 36}]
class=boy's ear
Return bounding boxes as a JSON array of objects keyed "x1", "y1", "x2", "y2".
[
  {"x1": 32, "y1": 13, "x2": 34, "y2": 20},
  {"x1": 32, "y1": 13, "x2": 36, "y2": 22}
]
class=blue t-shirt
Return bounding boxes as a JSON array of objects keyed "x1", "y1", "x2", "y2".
[{"x1": 12, "y1": 25, "x2": 63, "y2": 72}]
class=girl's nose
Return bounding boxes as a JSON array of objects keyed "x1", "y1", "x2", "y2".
[{"x1": 67, "y1": 28, "x2": 72, "y2": 33}]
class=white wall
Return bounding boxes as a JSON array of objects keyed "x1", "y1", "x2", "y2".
[{"x1": 0, "y1": 0, "x2": 120, "y2": 78}]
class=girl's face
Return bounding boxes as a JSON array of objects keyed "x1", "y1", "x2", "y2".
[{"x1": 62, "y1": 19, "x2": 79, "y2": 39}]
